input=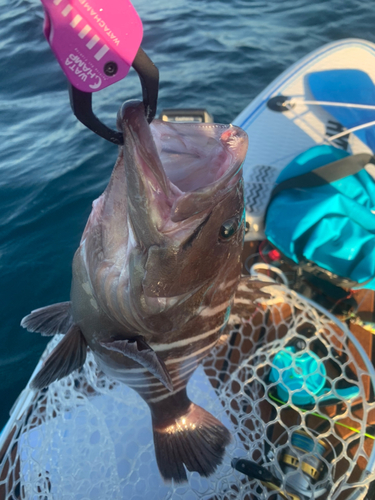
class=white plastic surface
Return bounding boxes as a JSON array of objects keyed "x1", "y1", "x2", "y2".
[{"x1": 234, "y1": 39, "x2": 375, "y2": 241}]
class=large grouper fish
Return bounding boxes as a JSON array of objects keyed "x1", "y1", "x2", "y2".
[{"x1": 21, "y1": 100, "x2": 249, "y2": 482}]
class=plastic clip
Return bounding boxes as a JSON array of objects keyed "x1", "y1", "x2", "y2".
[
  {"x1": 41, "y1": 0, "x2": 158, "y2": 144},
  {"x1": 69, "y1": 47, "x2": 159, "y2": 145},
  {"x1": 231, "y1": 458, "x2": 277, "y2": 484}
]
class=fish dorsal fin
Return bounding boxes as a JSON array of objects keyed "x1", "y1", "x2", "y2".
[
  {"x1": 21, "y1": 302, "x2": 73, "y2": 336},
  {"x1": 100, "y1": 336, "x2": 173, "y2": 392},
  {"x1": 31, "y1": 324, "x2": 87, "y2": 390}
]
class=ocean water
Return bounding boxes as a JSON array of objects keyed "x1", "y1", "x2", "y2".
[{"x1": 1, "y1": 0, "x2": 375, "y2": 429}]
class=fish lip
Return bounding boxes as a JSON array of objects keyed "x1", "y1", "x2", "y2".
[
  {"x1": 117, "y1": 99, "x2": 141, "y2": 132},
  {"x1": 120, "y1": 100, "x2": 173, "y2": 198}
]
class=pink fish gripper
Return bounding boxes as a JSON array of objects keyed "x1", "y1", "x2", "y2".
[{"x1": 41, "y1": 0, "x2": 159, "y2": 144}]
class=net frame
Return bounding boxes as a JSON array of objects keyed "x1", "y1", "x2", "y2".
[{"x1": 1, "y1": 279, "x2": 375, "y2": 500}]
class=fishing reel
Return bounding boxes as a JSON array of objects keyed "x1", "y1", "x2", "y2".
[
  {"x1": 232, "y1": 429, "x2": 332, "y2": 500},
  {"x1": 228, "y1": 313, "x2": 367, "y2": 499}
]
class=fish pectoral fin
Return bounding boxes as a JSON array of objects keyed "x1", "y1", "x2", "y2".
[
  {"x1": 31, "y1": 324, "x2": 87, "y2": 390},
  {"x1": 228, "y1": 276, "x2": 278, "y2": 325},
  {"x1": 100, "y1": 336, "x2": 173, "y2": 392},
  {"x1": 21, "y1": 302, "x2": 73, "y2": 336}
]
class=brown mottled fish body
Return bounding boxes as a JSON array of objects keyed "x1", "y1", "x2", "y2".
[{"x1": 22, "y1": 101, "x2": 248, "y2": 482}]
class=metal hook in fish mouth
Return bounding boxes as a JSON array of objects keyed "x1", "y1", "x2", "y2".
[{"x1": 68, "y1": 47, "x2": 159, "y2": 145}]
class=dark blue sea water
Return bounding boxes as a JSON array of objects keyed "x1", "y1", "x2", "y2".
[{"x1": 1, "y1": 0, "x2": 375, "y2": 429}]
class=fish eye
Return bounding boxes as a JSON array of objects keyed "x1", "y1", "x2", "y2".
[{"x1": 219, "y1": 216, "x2": 240, "y2": 241}]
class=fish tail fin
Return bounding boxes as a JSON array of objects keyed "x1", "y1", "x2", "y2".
[
  {"x1": 152, "y1": 402, "x2": 231, "y2": 483},
  {"x1": 21, "y1": 302, "x2": 73, "y2": 336},
  {"x1": 31, "y1": 324, "x2": 87, "y2": 390}
]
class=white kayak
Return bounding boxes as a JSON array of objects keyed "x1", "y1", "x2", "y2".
[{"x1": 235, "y1": 38, "x2": 375, "y2": 242}]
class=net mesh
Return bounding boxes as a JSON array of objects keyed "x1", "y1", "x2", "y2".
[{"x1": 1, "y1": 280, "x2": 375, "y2": 500}]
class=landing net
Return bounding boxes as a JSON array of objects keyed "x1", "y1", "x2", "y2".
[{"x1": 1, "y1": 279, "x2": 375, "y2": 499}]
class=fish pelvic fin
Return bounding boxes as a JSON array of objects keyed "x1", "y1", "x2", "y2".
[
  {"x1": 21, "y1": 302, "x2": 73, "y2": 336},
  {"x1": 100, "y1": 336, "x2": 173, "y2": 392},
  {"x1": 153, "y1": 402, "x2": 231, "y2": 482},
  {"x1": 31, "y1": 324, "x2": 87, "y2": 390}
]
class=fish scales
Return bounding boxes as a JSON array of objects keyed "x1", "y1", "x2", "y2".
[{"x1": 21, "y1": 100, "x2": 248, "y2": 483}]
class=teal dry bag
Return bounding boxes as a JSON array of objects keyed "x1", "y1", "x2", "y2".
[{"x1": 265, "y1": 144, "x2": 375, "y2": 290}]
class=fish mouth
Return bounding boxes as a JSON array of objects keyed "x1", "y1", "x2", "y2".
[
  {"x1": 149, "y1": 114, "x2": 247, "y2": 195},
  {"x1": 117, "y1": 100, "x2": 248, "y2": 241}
]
